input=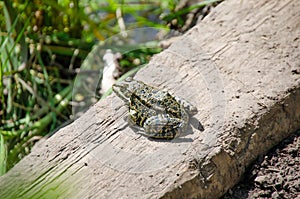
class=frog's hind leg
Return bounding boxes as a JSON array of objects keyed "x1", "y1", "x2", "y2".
[{"x1": 143, "y1": 114, "x2": 187, "y2": 139}]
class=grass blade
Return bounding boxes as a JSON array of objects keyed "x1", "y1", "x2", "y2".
[{"x1": 0, "y1": 133, "x2": 7, "y2": 175}]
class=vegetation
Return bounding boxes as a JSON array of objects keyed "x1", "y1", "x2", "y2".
[{"x1": 0, "y1": 0, "x2": 221, "y2": 175}]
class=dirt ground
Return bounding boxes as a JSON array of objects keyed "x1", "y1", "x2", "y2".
[{"x1": 221, "y1": 130, "x2": 300, "y2": 199}]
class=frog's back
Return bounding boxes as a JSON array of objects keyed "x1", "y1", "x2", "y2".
[{"x1": 132, "y1": 83, "x2": 165, "y2": 107}]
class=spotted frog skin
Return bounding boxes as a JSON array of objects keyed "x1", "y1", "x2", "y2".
[{"x1": 112, "y1": 77, "x2": 198, "y2": 139}]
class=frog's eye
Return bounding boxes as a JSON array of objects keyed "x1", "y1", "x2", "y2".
[{"x1": 125, "y1": 77, "x2": 133, "y2": 82}]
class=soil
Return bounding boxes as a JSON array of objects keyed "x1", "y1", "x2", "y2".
[{"x1": 221, "y1": 130, "x2": 300, "y2": 199}]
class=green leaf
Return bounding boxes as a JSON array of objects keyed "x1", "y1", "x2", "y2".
[{"x1": 0, "y1": 133, "x2": 7, "y2": 175}]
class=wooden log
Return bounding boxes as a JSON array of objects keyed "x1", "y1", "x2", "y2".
[{"x1": 1, "y1": 0, "x2": 299, "y2": 198}]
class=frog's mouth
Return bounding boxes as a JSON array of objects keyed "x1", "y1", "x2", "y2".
[
  {"x1": 113, "y1": 84, "x2": 128, "y2": 102},
  {"x1": 112, "y1": 77, "x2": 142, "y2": 103}
]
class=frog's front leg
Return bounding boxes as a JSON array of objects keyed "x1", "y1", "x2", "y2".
[{"x1": 143, "y1": 114, "x2": 187, "y2": 139}]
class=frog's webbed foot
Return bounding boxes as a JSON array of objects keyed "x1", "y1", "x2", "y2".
[{"x1": 143, "y1": 114, "x2": 187, "y2": 139}]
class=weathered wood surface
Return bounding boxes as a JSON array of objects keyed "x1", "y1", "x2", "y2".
[{"x1": 1, "y1": 0, "x2": 300, "y2": 198}]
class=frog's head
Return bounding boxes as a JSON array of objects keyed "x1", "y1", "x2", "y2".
[{"x1": 112, "y1": 77, "x2": 144, "y2": 102}]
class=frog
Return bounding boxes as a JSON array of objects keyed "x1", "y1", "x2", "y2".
[{"x1": 112, "y1": 77, "x2": 198, "y2": 139}]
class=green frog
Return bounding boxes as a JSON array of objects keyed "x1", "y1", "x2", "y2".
[{"x1": 112, "y1": 77, "x2": 198, "y2": 139}]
